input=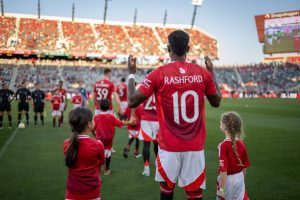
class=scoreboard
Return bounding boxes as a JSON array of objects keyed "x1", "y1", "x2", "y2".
[{"x1": 255, "y1": 10, "x2": 300, "y2": 54}]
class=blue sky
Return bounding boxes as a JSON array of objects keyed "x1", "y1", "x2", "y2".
[{"x1": 4, "y1": 0, "x2": 300, "y2": 64}]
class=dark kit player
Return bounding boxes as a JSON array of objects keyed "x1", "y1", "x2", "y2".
[
  {"x1": 16, "y1": 81, "x2": 31, "y2": 127},
  {"x1": 31, "y1": 82, "x2": 46, "y2": 127},
  {"x1": 0, "y1": 82, "x2": 14, "y2": 129}
]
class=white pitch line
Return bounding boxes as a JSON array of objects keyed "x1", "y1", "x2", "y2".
[{"x1": 0, "y1": 118, "x2": 25, "y2": 159}]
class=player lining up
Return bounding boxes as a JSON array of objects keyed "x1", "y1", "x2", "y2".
[
  {"x1": 217, "y1": 111, "x2": 250, "y2": 200},
  {"x1": 123, "y1": 104, "x2": 143, "y2": 158},
  {"x1": 0, "y1": 82, "x2": 14, "y2": 129},
  {"x1": 127, "y1": 30, "x2": 221, "y2": 200},
  {"x1": 31, "y1": 83, "x2": 46, "y2": 127},
  {"x1": 72, "y1": 91, "x2": 83, "y2": 110},
  {"x1": 51, "y1": 89, "x2": 62, "y2": 128},
  {"x1": 64, "y1": 107, "x2": 105, "y2": 200},
  {"x1": 16, "y1": 81, "x2": 31, "y2": 127},
  {"x1": 58, "y1": 80, "x2": 68, "y2": 126}
]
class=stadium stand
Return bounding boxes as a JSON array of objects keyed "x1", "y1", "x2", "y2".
[
  {"x1": 0, "y1": 16, "x2": 17, "y2": 49},
  {"x1": 18, "y1": 18, "x2": 59, "y2": 52},
  {"x1": 0, "y1": 14, "x2": 218, "y2": 60},
  {"x1": 94, "y1": 24, "x2": 132, "y2": 56},
  {"x1": 62, "y1": 21, "x2": 96, "y2": 54}
]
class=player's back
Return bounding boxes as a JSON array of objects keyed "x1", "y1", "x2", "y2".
[
  {"x1": 117, "y1": 83, "x2": 127, "y2": 101},
  {"x1": 94, "y1": 79, "x2": 115, "y2": 110},
  {"x1": 141, "y1": 94, "x2": 158, "y2": 121},
  {"x1": 139, "y1": 61, "x2": 217, "y2": 151}
]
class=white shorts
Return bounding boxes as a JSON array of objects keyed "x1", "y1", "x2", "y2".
[
  {"x1": 73, "y1": 104, "x2": 81, "y2": 109},
  {"x1": 155, "y1": 148, "x2": 206, "y2": 191},
  {"x1": 128, "y1": 130, "x2": 141, "y2": 139},
  {"x1": 140, "y1": 120, "x2": 159, "y2": 142},
  {"x1": 120, "y1": 101, "x2": 128, "y2": 114},
  {"x1": 59, "y1": 103, "x2": 65, "y2": 112},
  {"x1": 217, "y1": 171, "x2": 246, "y2": 200},
  {"x1": 94, "y1": 109, "x2": 114, "y2": 115},
  {"x1": 52, "y1": 110, "x2": 61, "y2": 117}
]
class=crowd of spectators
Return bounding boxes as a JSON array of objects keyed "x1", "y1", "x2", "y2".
[
  {"x1": 18, "y1": 18, "x2": 59, "y2": 52},
  {"x1": 0, "y1": 16, "x2": 16, "y2": 49},
  {"x1": 14, "y1": 63, "x2": 60, "y2": 91},
  {"x1": 0, "y1": 16, "x2": 218, "y2": 59},
  {"x1": 1, "y1": 59, "x2": 298, "y2": 97},
  {"x1": 62, "y1": 21, "x2": 96, "y2": 54}
]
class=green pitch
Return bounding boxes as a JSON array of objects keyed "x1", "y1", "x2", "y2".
[{"x1": 0, "y1": 99, "x2": 299, "y2": 199}]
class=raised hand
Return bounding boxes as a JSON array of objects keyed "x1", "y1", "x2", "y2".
[
  {"x1": 128, "y1": 54, "x2": 137, "y2": 74},
  {"x1": 204, "y1": 55, "x2": 213, "y2": 72}
]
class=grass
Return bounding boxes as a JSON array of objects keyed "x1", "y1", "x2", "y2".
[{"x1": 0, "y1": 99, "x2": 299, "y2": 199}]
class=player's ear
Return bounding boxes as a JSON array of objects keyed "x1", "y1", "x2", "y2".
[
  {"x1": 186, "y1": 45, "x2": 190, "y2": 53},
  {"x1": 167, "y1": 45, "x2": 171, "y2": 53}
]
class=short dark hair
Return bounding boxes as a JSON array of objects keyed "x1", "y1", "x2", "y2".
[
  {"x1": 168, "y1": 30, "x2": 190, "y2": 57},
  {"x1": 147, "y1": 69, "x2": 153, "y2": 74},
  {"x1": 103, "y1": 68, "x2": 111, "y2": 75},
  {"x1": 121, "y1": 77, "x2": 126, "y2": 82},
  {"x1": 100, "y1": 99, "x2": 110, "y2": 111}
]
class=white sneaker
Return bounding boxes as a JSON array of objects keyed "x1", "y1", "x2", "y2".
[{"x1": 142, "y1": 166, "x2": 150, "y2": 177}]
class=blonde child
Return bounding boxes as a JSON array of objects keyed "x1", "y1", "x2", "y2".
[{"x1": 217, "y1": 111, "x2": 250, "y2": 200}]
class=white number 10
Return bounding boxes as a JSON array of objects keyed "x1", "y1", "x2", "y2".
[{"x1": 172, "y1": 90, "x2": 199, "y2": 125}]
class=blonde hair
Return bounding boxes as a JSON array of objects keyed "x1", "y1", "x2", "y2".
[{"x1": 221, "y1": 111, "x2": 245, "y2": 166}]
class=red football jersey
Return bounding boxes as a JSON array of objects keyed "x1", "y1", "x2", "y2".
[
  {"x1": 51, "y1": 95, "x2": 61, "y2": 111},
  {"x1": 218, "y1": 139, "x2": 250, "y2": 174},
  {"x1": 94, "y1": 112, "x2": 123, "y2": 148},
  {"x1": 124, "y1": 105, "x2": 143, "y2": 131},
  {"x1": 141, "y1": 94, "x2": 158, "y2": 121},
  {"x1": 64, "y1": 135, "x2": 105, "y2": 199},
  {"x1": 138, "y1": 61, "x2": 217, "y2": 152},
  {"x1": 117, "y1": 83, "x2": 127, "y2": 102},
  {"x1": 59, "y1": 88, "x2": 67, "y2": 102},
  {"x1": 72, "y1": 95, "x2": 82, "y2": 105},
  {"x1": 93, "y1": 79, "x2": 116, "y2": 110}
]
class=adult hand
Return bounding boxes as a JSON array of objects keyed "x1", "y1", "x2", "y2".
[
  {"x1": 204, "y1": 55, "x2": 213, "y2": 72},
  {"x1": 128, "y1": 54, "x2": 137, "y2": 74}
]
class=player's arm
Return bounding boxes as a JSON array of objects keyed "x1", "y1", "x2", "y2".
[
  {"x1": 64, "y1": 92, "x2": 68, "y2": 110},
  {"x1": 27, "y1": 90, "x2": 32, "y2": 103},
  {"x1": 127, "y1": 54, "x2": 148, "y2": 108},
  {"x1": 112, "y1": 91, "x2": 121, "y2": 113},
  {"x1": 204, "y1": 56, "x2": 221, "y2": 107},
  {"x1": 9, "y1": 90, "x2": 14, "y2": 102}
]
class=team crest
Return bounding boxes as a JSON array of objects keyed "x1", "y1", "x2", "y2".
[{"x1": 179, "y1": 67, "x2": 187, "y2": 74}]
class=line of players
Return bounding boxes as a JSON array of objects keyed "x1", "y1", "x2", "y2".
[
  {"x1": 0, "y1": 67, "x2": 158, "y2": 176},
  {"x1": 0, "y1": 80, "x2": 79, "y2": 128},
  {"x1": 92, "y1": 68, "x2": 159, "y2": 176}
]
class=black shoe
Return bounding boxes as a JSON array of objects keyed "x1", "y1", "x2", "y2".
[{"x1": 123, "y1": 147, "x2": 128, "y2": 158}]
